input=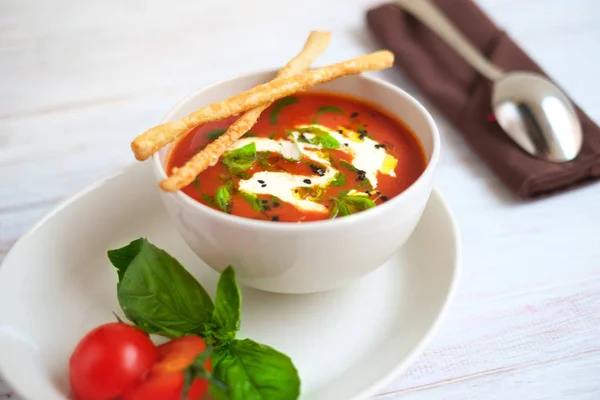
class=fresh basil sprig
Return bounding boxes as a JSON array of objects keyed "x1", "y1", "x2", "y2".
[{"x1": 107, "y1": 238, "x2": 301, "y2": 400}]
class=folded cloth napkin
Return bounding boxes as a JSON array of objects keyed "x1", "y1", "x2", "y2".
[{"x1": 366, "y1": 0, "x2": 600, "y2": 199}]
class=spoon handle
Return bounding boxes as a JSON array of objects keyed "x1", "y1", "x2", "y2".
[{"x1": 395, "y1": 0, "x2": 505, "y2": 81}]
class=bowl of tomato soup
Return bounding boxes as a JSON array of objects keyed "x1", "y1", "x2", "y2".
[{"x1": 152, "y1": 69, "x2": 440, "y2": 293}]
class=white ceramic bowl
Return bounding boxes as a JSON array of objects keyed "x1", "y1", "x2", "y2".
[{"x1": 152, "y1": 69, "x2": 440, "y2": 294}]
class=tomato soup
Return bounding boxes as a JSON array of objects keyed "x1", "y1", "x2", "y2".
[{"x1": 166, "y1": 91, "x2": 426, "y2": 222}]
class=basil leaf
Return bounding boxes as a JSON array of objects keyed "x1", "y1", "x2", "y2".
[
  {"x1": 339, "y1": 160, "x2": 358, "y2": 172},
  {"x1": 215, "y1": 182, "x2": 233, "y2": 213},
  {"x1": 211, "y1": 339, "x2": 300, "y2": 400},
  {"x1": 211, "y1": 267, "x2": 241, "y2": 343},
  {"x1": 108, "y1": 238, "x2": 214, "y2": 337},
  {"x1": 270, "y1": 97, "x2": 298, "y2": 125},
  {"x1": 222, "y1": 143, "x2": 257, "y2": 174},
  {"x1": 193, "y1": 176, "x2": 200, "y2": 188},
  {"x1": 241, "y1": 192, "x2": 263, "y2": 211},
  {"x1": 296, "y1": 134, "x2": 310, "y2": 143},
  {"x1": 331, "y1": 172, "x2": 346, "y2": 187},
  {"x1": 311, "y1": 133, "x2": 339, "y2": 149},
  {"x1": 207, "y1": 128, "x2": 228, "y2": 140},
  {"x1": 295, "y1": 126, "x2": 339, "y2": 149},
  {"x1": 312, "y1": 105, "x2": 344, "y2": 123},
  {"x1": 258, "y1": 151, "x2": 273, "y2": 168},
  {"x1": 330, "y1": 194, "x2": 375, "y2": 219},
  {"x1": 243, "y1": 132, "x2": 257, "y2": 138},
  {"x1": 202, "y1": 193, "x2": 216, "y2": 207},
  {"x1": 107, "y1": 238, "x2": 144, "y2": 281},
  {"x1": 268, "y1": 132, "x2": 277, "y2": 139}
]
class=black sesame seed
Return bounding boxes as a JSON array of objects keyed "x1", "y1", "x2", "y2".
[
  {"x1": 303, "y1": 179, "x2": 312, "y2": 184},
  {"x1": 338, "y1": 130, "x2": 343, "y2": 134},
  {"x1": 344, "y1": 143, "x2": 349, "y2": 147},
  {"x1": 258, "y1": 180, "x2": 265, "y2": 184},
  {"x1": 261, "y1": 184, "x2": 267, "y2": 188},
  {"x1": 381, "y1": 196, "x2": 389, "y2": 202},
  {"x1": 366, "y1": 190, "x2": 371, "y2": 196},
  {"x1": 350, "y1": 112, "x2": 359, "y2": 118},
  {"x1": 309, "y1": 164, "x2": 326, "y2": 176},
  {"x1": 273, "y1": 202, "x2": 280, "y2": 208},
  {"x1": 263, "y1": 205, "x2": 271, "y2": 211},
  {"x1": 272, "y1": 216, "x2": 280, "y2": 221},
  {"x1": 261, "y1": 199, "x2": 268, "y2": 204}
]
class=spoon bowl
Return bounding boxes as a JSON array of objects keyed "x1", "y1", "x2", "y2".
[{"x1": 492, "y1": 72, "x2": 582, "y2": 162}]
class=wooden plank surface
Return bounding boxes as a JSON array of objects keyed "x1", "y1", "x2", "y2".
[{"x1": 1, "y1": 0, "x2": 599, "y2": 398}]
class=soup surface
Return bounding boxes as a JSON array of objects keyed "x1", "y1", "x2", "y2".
[{"x1": 166, "y1": 91, "x2": 427, "y2": 222}]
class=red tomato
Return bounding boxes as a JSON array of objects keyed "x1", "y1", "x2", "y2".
[
  {"x1": 123, "y1": 335, "x2": 211, "y2": 400},
  {"x1": 69, "y1": 322, "x2": 157, "y2": 400}
]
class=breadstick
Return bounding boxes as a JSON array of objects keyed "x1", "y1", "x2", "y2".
[
  {"x1": 132, "y1": 50, "x2": 394, "y2": 162},
  {"x1": 159, "y1": 31, "x2": 331, "y2": 191}
]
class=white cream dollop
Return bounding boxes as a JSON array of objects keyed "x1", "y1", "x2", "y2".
[{"x1": 223, "y1": 126, "x2": 397, "y2": 213}]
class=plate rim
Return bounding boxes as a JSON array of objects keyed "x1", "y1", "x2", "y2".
[
  {"x1": 350, "y1": 188, "x2": 462, "y2": 400},
  {"x1": 0, "y1": 163, "x2": 462, "y2": 400}
]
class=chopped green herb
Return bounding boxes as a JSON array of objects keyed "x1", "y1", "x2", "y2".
[
  {"x1": 206, "y1": 128, "x2": 227, "y2": 140},
  {"x1": 312, "y1": 106, "x2": 344, "y2": 123},
  {"x1": 356, "y1": 124, "x2": 373, "y2": 139},
  {"x1": 202, "y1": 193, "x2": 216, "y2": 207},
  {"x1": 258, "y1": 151, "x2": 273, "y2": 168},
  {"x1": 270, "y1": 97, "x2": 298, "y2": 125},
  {"x1": 339, "y1": 160, "x2": 358, "y2": 172},
  {"x1": 296, "y1": 126, "x2": 340, "y2": 149},
  {"x1": 332, "y1": 172, "x2": 346, "y2": 187},
  {"x1": 222, "y1": 143, "x2": 257, "y2": 174},
  {"x1": 215, "y1": 182, "x2": 233, "y2": 213},
  {"x1": 297, "y1": 134, "x2": 310, "y2": 143},
  {"x1": 240, "y1": 192, "x2": 262, "y2": 211},
  {"x1": 330, "y1": 194, "x2": 376, "y2": 219},
  {"x1": 356, "y1": 179, "x2": 372, "y2": 189},
  {"x1": 297, "y1": 185, "x2": 326, "y2": 201},
  {"x1": 269, "y1": 132, "x2": 277, "y2": 139},
  {"x1": 311, "y1": 133, "x2": 339, "y2": 149},
  {"x1": 242, "y1": 132, "x2": 257, "y2": 138},
  {"x1": 193, "y1": 176, "x2": 200, "y2": 188}
]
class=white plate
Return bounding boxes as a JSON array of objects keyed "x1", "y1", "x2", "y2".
[{"x1": 0, "y1": 162, "x2": 460, "y2": 400}]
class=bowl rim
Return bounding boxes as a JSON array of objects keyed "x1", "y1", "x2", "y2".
[{"x1": 151, "y1": 68, "x2": 440, "y2": 231}]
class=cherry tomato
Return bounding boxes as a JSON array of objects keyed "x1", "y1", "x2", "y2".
[
  {"x1": 123, "y1": 335, "x2": 211, "y2": 400},
  {"x1": 69, "y1": 322, "x2": 157, "y2": 400}
]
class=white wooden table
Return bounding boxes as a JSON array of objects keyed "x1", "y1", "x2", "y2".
[{"x1": 1, "y1": 0, "x2": 599, "y2": 398}]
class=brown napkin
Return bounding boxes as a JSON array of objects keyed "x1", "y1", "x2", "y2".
[{"x1": 366, "y1": 0, "x2": 600, "y2": 199}]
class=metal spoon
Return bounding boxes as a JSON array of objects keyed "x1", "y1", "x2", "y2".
[{"x1": 395, "y1": 0, "x2": 583, "y2": 163}]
